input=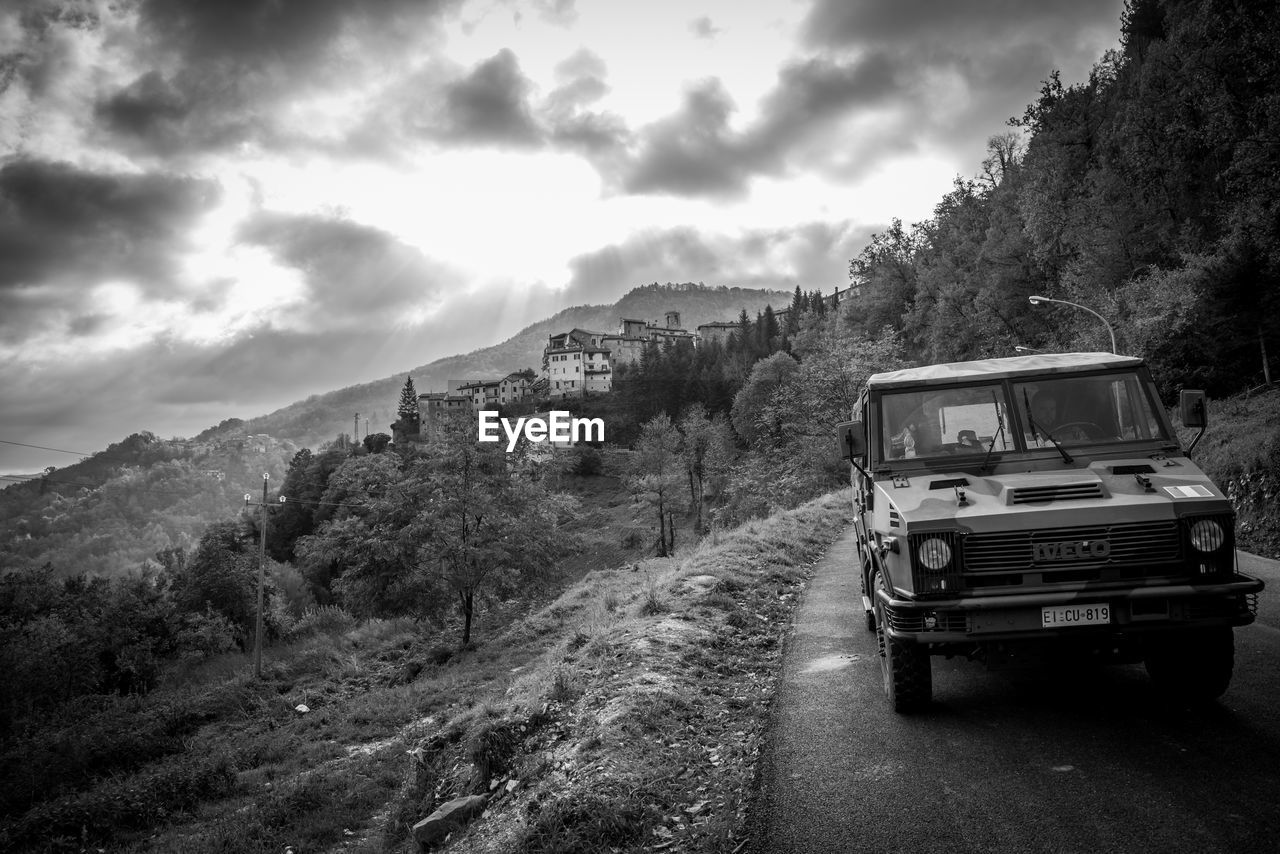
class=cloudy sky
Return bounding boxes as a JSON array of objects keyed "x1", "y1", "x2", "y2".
[{"x1": 0, "y1": 0, "x2": 1124, "y2": 474}]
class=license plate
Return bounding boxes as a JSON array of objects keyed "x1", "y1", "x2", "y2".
[{"x1": 1041, "y1": 604, "x2": 1110, "y2": 628}]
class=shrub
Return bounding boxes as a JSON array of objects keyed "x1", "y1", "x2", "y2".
[
  {"x1": 639, "y1": 573, "x2": 665, "y2": 616},
  {"x1": 568, "y1": 448, "x2": 603, "y2": 476},
  {"x1": 289, "y1": 605, "x2": 356, "y2": 638},
  {"x1": 516, "y1": 787, "x2": 656, "y2": 854},
  {"x1": 468, "y1": 717, "x2": 524, "y2": 782},
  {"x1": 0, "y1": 753, "x2": 236, "y2": 852},
  {"x1": 0, "y1": 680, "x2": 257, "y2": 818},
  {"x1": 175, "y1": 606, "x2": 241, "y2": 660},
  {"x1": 424, "y1": 643, "x2": 454, "y2": 666},
  {"x1": 546, "y1": 665, "x2": 583, "y2": 706}
]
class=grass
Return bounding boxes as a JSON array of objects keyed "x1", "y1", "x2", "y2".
[{"x1": 425, "y1": 489, "x2": 852, "y2": 854}]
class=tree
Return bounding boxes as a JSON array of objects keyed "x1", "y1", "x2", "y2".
[
  {"x1": 299, "y1": 416, "x2": 577, "y2": 645},
  {"x1": 730, "y1": 352, "x2": 799, "y2": 446},
  {"x1": 678, "y1": 404, "x2": 736, "y2": 535},
  {"x1": 166, "y1": 520, "x2": 259, "y2": 648},
  {"x1": 397, "y1": 376, "x2": 419, "y2": 422},
  {"x1": 627, "y1": 414, "x2": 684, "y2": 557},
  {"x1": 415, "y1": 416, "x2": 577, "y2": 644},
  {"x1": 296, "y1": 454, "x2": 424, "y2": 618}
]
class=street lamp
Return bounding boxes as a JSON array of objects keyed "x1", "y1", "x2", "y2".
[{"x1": 1028, "y1": 295, "x2": 1117, "y2": 354}]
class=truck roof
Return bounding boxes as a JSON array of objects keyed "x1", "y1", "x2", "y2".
[{"x1": 867, "y1": 352, "x2": 1144, "y2": 390}]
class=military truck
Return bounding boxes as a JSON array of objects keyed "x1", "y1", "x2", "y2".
[{"x1": 835, "y1": 352, "x2": 1263, "y2": 713}]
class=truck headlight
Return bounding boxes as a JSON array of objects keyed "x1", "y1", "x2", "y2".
[
  {"x1": 918, "y1": 538, "x2": 953, "y2": 570},
  {"x1": 1189, "y1": 518, "x2": 1225, "y2": 552}
]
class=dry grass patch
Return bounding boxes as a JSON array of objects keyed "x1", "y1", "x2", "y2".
[{"x1": 395, "y1": 490, "x2": 852, "y2": 854}]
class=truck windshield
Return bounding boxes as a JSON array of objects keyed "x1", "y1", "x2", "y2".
[
  {"x1": 881, "y1": 384, "x2": 1014, "y2": 461},
  {"x1": 1012, "y1": 371, "x2": 1169, "y2": 447}
]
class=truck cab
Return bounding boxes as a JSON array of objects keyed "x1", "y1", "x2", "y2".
[{"x1": 836, "y1": 352, "x2": 1263, "y2": 712}]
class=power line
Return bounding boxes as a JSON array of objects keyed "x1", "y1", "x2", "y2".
[
  {"x1": 0, "y1": 438, "x2": 147, "y2": 466},
  {"x1": 0, "y1": 471, "x2": 239, "y2": 497},
  {"x1": 0, "y1": 473, "x2": 366, "y2": 509}
]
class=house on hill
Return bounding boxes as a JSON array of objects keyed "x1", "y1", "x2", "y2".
[
  {"x1": 545, "y1": 329, "x2": 613, "y2": 401},
  {"x1": 696, "y1": 321, "x2": 741, "y2": 346},
  {"x1": 542, "y1": 311, "x2": 698, "y2": 400},
  {"x1": 498, "y1": 372, "x2": 532, "y2": 405}
]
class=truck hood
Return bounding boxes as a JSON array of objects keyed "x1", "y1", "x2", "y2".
[{"x1": 877, "y1": 455, "x2": 1228, "y2": 534}]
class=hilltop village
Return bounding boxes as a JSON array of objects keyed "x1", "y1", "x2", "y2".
[{"x1": 395, "y1": 289, "x2": 845, "y2": 444}]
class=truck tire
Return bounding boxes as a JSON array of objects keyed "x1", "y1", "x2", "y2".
[
  {"x1": 874, "y1": 573, "x2": 932, "y2": 713},
  {"x1": 1144, "y1": 626, "x2": 1234, "y2": 705}
]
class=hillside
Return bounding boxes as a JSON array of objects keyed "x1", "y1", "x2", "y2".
[
  {"x1": 232, "y1": 283, "x2": 790, "y2": 449},
  {"x1": 0, "y1": 484, "x2": 851, "y2": 854},
  {"x1": 0, "y1": 432, "x2": 296, "y2": 578}
]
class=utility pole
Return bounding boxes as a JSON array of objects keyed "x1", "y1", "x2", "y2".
[
  {"x1": 1260, "y1": 325, "x2": 1272, "y2": 386},
  {"x1": 244, "y1": 474, "x2": 284, "y2": 679}
]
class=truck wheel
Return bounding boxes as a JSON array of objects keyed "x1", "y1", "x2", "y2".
[
  {"x1": 874, "y1": 573, "x2": 932, "y2": 713},
  {"x1": 1144, "y1": 627, "x2": 1234, "y2": 705}
]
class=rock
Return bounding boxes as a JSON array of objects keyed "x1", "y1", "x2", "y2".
[
  {"x1": 294, "y1": 704, "x2": 310, "y2": 713},
  {"x1": 412, "y1": 794, "x2": 489, "y2": 847}
]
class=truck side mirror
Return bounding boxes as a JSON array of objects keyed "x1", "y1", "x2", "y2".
[
  {"x1": 836, "y1": 420, "x2": 866, "y2": 462},
  {"x1": 1179, "y1": 390, "x2": 1207, "y2": 429}
]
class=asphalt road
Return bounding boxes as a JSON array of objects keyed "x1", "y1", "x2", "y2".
[{"x1": 748, "y1": 527, "x2": 1280, "y2": 854}]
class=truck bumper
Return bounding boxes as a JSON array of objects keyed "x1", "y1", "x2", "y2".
[{"x1": 875, "y1": 574, "x2": 1264, "y2": 643}]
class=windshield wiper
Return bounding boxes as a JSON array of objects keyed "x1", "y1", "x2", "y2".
[
  {"x1": 980, "y1": 391, "x2": 1005, "y2": 473},
  {"x1": 1022, "y1": 388, "x2": 1074, "y2": 464}
]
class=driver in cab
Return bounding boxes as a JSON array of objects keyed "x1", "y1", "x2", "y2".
[
  {"x1": 1029, "y1": 391, "x2": 1061, "y2": 439},
  {"x1": 1027, "y1": 389, "x2": 1103, "y2": 443}
]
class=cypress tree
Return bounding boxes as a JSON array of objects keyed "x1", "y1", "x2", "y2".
[
  {"x1": 397, "y1": 376, "x2": 419, "y2": 422},
  {"x1": 764, "y1": 305, "x2": 780, "y2": 348}
]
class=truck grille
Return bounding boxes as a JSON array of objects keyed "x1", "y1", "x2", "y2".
[
  {"x1": 1008, "y1": 483, "x2": 1105, "y2": 504},
  {"x1": 964, "y1": 520, "x2": 1183, "y2": 575}
]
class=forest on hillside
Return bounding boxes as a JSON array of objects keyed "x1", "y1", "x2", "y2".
[{"x1": 844, "y1": 0, "x2": 1280, "y2": 399}]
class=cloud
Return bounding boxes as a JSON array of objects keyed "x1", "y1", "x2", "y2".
[
  {"x1": 529, "y1": 0, "x2": 578, "y2": 27},
  {"x1": 559, "y1": 220, "x2": 880, "y2": 305},
  {"x1": 540, "y1": 49, "x2": 630, "y2": 167},
  {"x1": 800, "y1": 0, "x2": 1121, "y2": 50},
  {"x1": 136, "y1": 0, "x2": 457, "y2": 69},
  {"x1": 622, "y1": 53, "x2": 902, "y2": 198},
  {"x1": 0, "y1": 323, "x2": 414, "y2": 471},
  {"x1": 618, "y1": 1, "x2": 1123, "y2": 199},
  {"x1": 797, "y1": 0, "x2": 1126, "y2": 160},
  {"x1": 0, "y1": 158, "x2": 220, "y2": 341},
  {"x1": 621, "y1": 79, "x2": 744, "y2": 198},
  {"x1": 0, "y1": 296, "x2": 541, "y2": 473},
  {"x1": 76, "y1": 0, "x2": 465, "y2": 158},
  {"x1": 437, "y1": 48, "x2": 542, "y2": 147},
  {"x1": 690, "y1": 16, "x2": 722, "y2": 40},
  {"x1": 237, "y1": 212, "x2": 460, "y2": 329}
]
